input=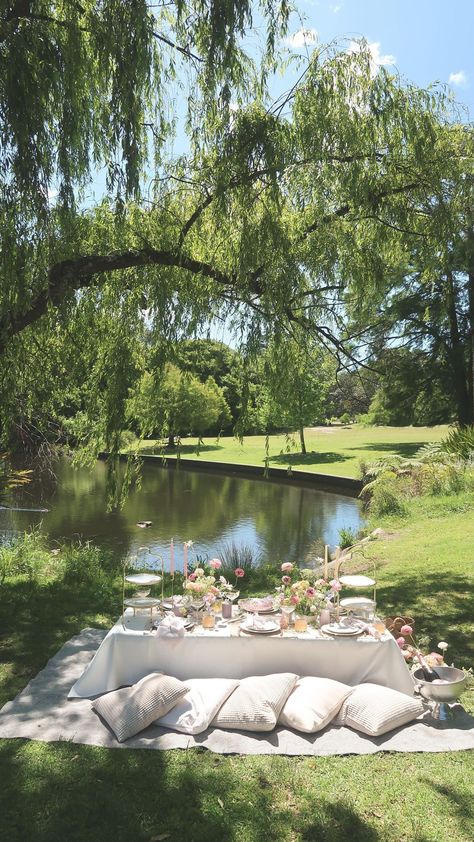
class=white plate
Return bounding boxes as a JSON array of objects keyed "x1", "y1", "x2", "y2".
[
  {"x1": 240, "y1": 600, "x2": 276, "y2": 614},
  {"x1": 339, "y1": 575, "x2": 375, "y2": 588},
  {"x1": 125, "y1": 574, "x2": 162, "y2": 585},
  {"x1": 340, "y1": 597, "x2": 376, "y2": 608},
  {"x1": 240, "y1": 620, "x2": 280, "y2": 635},
  {"x1": 320, "y1": 623, "x2": 364, "y2": 637}
]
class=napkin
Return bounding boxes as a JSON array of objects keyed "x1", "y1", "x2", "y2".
[
  {"x1": 156, "y1": 615, "x2": 186, "y2": 638},
  {"x1": 244, "y1": 613, "x2": 277, "y2": 631}
]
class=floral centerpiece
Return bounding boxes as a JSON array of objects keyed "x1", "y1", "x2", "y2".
[
  {"x1": 183, "y1": 556, "x2": 244, "y2": 605},
  {"x1": 395, "y1": 626, "x2": 449, "y2": 671},
  {"x1": 274, "y1": 562, "x2": 330, "y2": 616}
]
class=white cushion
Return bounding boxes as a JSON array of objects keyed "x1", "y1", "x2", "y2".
[
  {"x1": 92, "y1": 672, "x2": 189, "y2": 742},
  {"x1": 211, "y1": 673, "x2": 298, "y2": 732},
  {"x1": 335, "y1": 683, "x2": 424, "y2": 736},
  {"x1": 155, "y1": 678, "x2": 239, "y2": 735},
  {"x1": 278, "y1": 677, "x2": 352, "y2": 733}
]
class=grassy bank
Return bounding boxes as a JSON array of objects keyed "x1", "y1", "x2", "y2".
[
  {"x1": 133, "y1": 424, "x2": 450, "y2": 478},
  {"x1": 1, "y1": 486, "x2": 473, "y2": 842}
]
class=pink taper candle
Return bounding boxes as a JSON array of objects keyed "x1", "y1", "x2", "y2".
[
  {"x1": 170, "y1": 539, "x2": 175, "y2": 576},
  {"x1": 183, "y1": 542, "x2": 188, "y2": 579}
]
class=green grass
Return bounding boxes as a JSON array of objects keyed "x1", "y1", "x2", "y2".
[
  {"x1": 1, "y1": 486, "x2": 474, "y2": 842},
  {"x1": 132, "y1": 424, "x2": 450, "y2": 478}
]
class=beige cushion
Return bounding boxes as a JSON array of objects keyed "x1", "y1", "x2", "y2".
[
  {"x1": 278, "y1": 677, "x2": 352, "y2": 733},
  {"x1": 92, "y1": 672, "x2": 188, "y2": 742},
  {"x1": 211, "y1": 673, "x2": 298, "y2": 732},
  {"x1": 335, "y1": 683, "x2": 424, "y2": 736},
  {"x1": 155, "y1": 678, "x2": 239, "y2": 735}
]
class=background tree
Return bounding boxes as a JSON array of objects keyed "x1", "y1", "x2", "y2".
[
  {"x1": 128, "y1": 365, "x2": 231, "y2": 446},
  {"x1": 259, "y1": 337, "x2": 333, "y2": 453},
  {"x1": 0, "y1": 35, "x2": 470, "y2": 456}
]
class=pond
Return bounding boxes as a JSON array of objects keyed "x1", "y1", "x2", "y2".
[{"x1": 0, "y1": 458, "x2": 364, "y2": 569}]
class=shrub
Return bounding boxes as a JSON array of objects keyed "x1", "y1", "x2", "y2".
[
  {"x1": 338, "y1": 526, "x2": 357, "y2": 549},
  {"x1": 441, "y1": 425, "x2": 474, "y2": 460},
  {"x1": 0, "y1": 529, "x2": 51, "y2": 583},
  {"x1": 217, "y1": 541, "x2": 263, "y2": 587},
  {"x1": 368, "y1": 476, "x2": 408, "y2": 518}
]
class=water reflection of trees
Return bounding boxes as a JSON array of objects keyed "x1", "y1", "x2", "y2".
[{"x1": 4, "y1": 460, "x2": 363, "y2": 564}]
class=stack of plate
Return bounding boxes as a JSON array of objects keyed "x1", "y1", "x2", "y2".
[{"x1": 320, "y1": 622, "x2": 364, "y2": 637}]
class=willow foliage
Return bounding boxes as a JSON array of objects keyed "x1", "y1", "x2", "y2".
[{"x1": 0, "y1": 26, "x2": 471, "y2": 453}]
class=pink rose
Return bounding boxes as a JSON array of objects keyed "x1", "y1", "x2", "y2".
[
  {"x1": 281, "y1": 575, "x2": 291, "y2": 585},
  {"x1": 281, "y1": 562, "x2": 294, "y2": 572},
  {"x1": 429, "y1": 652, "x2": 444, "y2": 665},
  {"x1": 396, "y1": 636, "x2": 405, "y2": 648},
  {"x1": 234, "y1": 567, "x2": 245, "y2": 578},
  {"x1": 330, "y1": 579, "x2": 342, "y2": 592},
  {"x1": 290, "y1": 595, "x2": 299, "y2": 604},
  {"x1": 305, "y1": 587, "x2": 315, "y2": 597},
  {"x1": 209, "y1": 558, "x2": 222, "y2": 569},
  {"x1": 400, "y1": 625, "x2": 413, "y2": 636},
  {"x1": 209, "y1": 585, "x2": 220, "y2": 595},
  {"x1": 188, "y1": 572, "x2": 197, "y2": 581}
]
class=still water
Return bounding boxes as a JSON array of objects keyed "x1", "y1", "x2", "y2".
[{"x1": 0, "y1": 459, "x2": 363, "y2": 568}]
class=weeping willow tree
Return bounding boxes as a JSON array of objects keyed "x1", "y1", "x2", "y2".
[{"x1": 0, "y1": 12, "x2": 471, "y2": 461}]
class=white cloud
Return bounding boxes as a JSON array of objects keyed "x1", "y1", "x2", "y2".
[
  {"x1": 347, "y1": 40, "x2": 396, "y2": 77},
  {"x1": 285, "y1": 28, "x2": 318, "y2": 49},
  {"x1": 329, "y1": 3, "x2": 342, "y2": 12},
  {"x1": 449, "y1": 70, "x2": 468, "y2": 87}
]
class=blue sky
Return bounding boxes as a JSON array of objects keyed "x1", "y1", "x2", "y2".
[{"x1": 280, "y1": 0, "x2": 473, "y2": 117}]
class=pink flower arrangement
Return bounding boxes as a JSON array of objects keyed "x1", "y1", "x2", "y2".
[
  {"x1": 274, "y1": 565, "x2": 330, "y2": 616},
  {"x1": 209, "y1": 558, "x2": 222, "y2": 569},
  {"x1": 400, "y1": 624, "x2": 413, "y2": 636}
]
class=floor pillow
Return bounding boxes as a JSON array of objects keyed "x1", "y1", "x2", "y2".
[
  {"x1": 155, "y1": 678, "x2": 239, "y2": 735},
  {"x1": 278, "y1": 676, "x2": 352, "y2": 733},
  {"x1": 211, "y1": 673, "x2": 298, "y2": 732},
  {"x1": 92, "y1": 672, "x2": 189, "y2": 742},
  {"x1": 335, "y1": 682, "x2": 424, "y2": 736}
]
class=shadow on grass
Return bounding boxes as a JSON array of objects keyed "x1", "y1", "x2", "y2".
[
  {"x1": 377, "y1": 571, "x2": 474, "y2": 662},
  {"x1": 347, "y1": 442, "x2": 430, "y2": 458},
  {"x1": 0, "y1": 577, "x2": 120, "y2": 707},
  {"x1": 141, "y1": 443, "x2": 224, "y2": 456},
  {"x1": 424, "y1": 780, "x2": 474, "y2": 841},
  {"x1": 0, "y1": 740, "x2": 384, "y2": 842},
  {"x1": 270, "y1": 451, "x2": 351, "y2": 467}
]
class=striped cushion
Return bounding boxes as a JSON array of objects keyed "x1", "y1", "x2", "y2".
[
  {"x1": 211, "y1": 673, "x2": 298, "y2": 732},
  {"x1": 335, "y1": 683, "x2": 424, "y2": 736},
  {"x1": 92, "y1": 672, "x2": 189, "y2": 742}
]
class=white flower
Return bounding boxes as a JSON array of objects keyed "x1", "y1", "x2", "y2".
[
  {"x1": 310, "y1": 604, "x2": 318, "y2": 613},
  {"x1": 184, "y1": 540, "x2": 194, "y2": 548},
  {"x1": 438, "y1": 641, "x2": 449, "y2": 651}
]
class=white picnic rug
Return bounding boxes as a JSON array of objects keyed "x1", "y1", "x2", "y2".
[{"x1": 0, "y1": 629, "x2": 473, "y2": 755}]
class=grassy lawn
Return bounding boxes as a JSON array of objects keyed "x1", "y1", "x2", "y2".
[
  {"x1": 1, "y1": 487, "x2": 473, "y2": 842},
  {"x1": 133, "y1": 424, "x2": 450, "y2": 478}
]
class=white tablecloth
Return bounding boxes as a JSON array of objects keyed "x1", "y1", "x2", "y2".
[{"x1": 69, "y1": 615, "x2": 415, "y2": 698}]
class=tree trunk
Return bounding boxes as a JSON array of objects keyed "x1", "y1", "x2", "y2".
[
  {"x1": 467, "y1": 271, "x2": 474, "y2": 424},
  {"x1": 299, "y1": 425, "x2": 307, "y2": 454},
  {"x1": 167, "y1": 434, "x2": 175, "y2": 449},
  {"x1": 445, "y1": 270, "x2": 471, "y2": 425}
]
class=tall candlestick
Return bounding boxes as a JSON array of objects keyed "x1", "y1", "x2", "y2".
[
  {"x1": 324, "y1": 545, "x2": 328, "y2": 581},
  {"x1": 183, "y1": 542, "x2": 188, "y2": 579},
  {"x1": 170, "y1": 539, "x2": 175, "y2": 576}
]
